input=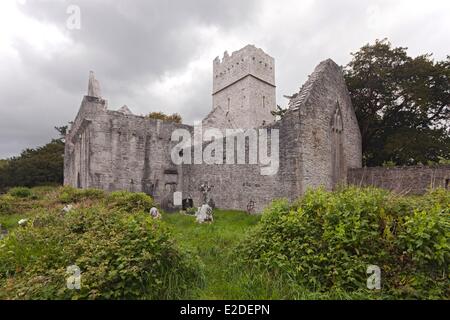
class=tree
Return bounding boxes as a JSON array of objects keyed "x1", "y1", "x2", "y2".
[
  {"x1": 55, "y1": 125, "x2": 68, "y2": 139},
  {"x1": 0, "y1": 159, "x2": 8, "y2": 170},
  {"x1": 146, "y1": 111, "x2": 182, "y2": 124},
  {"x1": 344, "y1": 39, "x2": 450, "y2": 166},
  {"x1": 270, "y1": 105, "x2": 287, "y2": 118},
  {"x1": 0, "y1": 127, "x2": 66, "y2": 191}
]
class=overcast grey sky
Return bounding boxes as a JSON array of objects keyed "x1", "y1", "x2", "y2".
[{"x1": 0, "y1": 0, "x2": 449, "y2": 158}]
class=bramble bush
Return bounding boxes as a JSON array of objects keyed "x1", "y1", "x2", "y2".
[
  {"x1": 0, "y1": 203, "x2": 204, "y2": 299},
  {"x1": 107, "y1": 191, "x2": 154, "y2": 213},
  {"x1": 236, "y1": 187, "x2": 449, "y2": 299}
]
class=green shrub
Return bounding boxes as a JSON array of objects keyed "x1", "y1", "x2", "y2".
[
  {"x1": 31, "y1": 185, "x2": 60, "y2": 198},
  {"x1": 236, "y1": 187, "x2": 449, "y2": 299},
  {"x1": 107, "y1": 191, "x2": 154, "y2": 213},
  {"x1": 58, "y1": 186, "x2": 105, "y2": 204},
  {"x1": 420, "y1": 188, "x2": 450, "y2": 209},
  {"x1": 8, "y1": 187, "x2": 33, "y2": 198},
  {"x1": 0, "y1": 195, "x2": 14, "y2": 215},
  {"x1": 0, "y1": 206, "x2": 203, "y2": 299},
  {"x1": 394, "y1": 206, "x2": 450, "y2": 298}
]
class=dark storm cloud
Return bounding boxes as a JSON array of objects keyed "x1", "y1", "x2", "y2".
[
  {"x1": 0, "y1": 0, "x2": 449, "y2": 158},
  {"x1": 0, "y1": 0, "x2": 260, "y2": 158},
  {"x1": 19, "y1": 0, "x2": 260, "y2": 83}
]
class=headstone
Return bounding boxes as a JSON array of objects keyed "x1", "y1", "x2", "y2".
[
  {"x1": 18, "y1": 218, "x2": 28, "y2": 227},
  {"x1": 199, "y1": 182, "x2": 214, "y2": 205},
  {"x1": 150, "y1": 207, "x2": 161, "y2": 219},
  {"x1": 182, "y1": 196, "x2": 193, "y2": 210},
  {"x1": 0, "y1": 223, "x2": 7, "y2": 240},
  {"x1": 246, "y1": 199, "x2": 255, "y2": 214},
  {"x1": 62, "y1": 204, "x2": 74, "y2": 214},
  {"x1": 195, "y1": 204, "x2": 213, "y2": 223},
  {"x1": 207, "y1": 198, "x2": 215, "y2": 209}
]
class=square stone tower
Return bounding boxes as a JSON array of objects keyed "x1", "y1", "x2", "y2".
[{"x1": 203, "y1": 45, "x2": 276, "y2": 129}]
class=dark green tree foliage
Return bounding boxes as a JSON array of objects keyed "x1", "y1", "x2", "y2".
[
  {"x1": 0, "y1": 128, "x2": 66, "y2": 191},
  {"x1": 270, "y1": 104, "x2": 287, "y2": 118},
  {"x1": 344, "y1": 39, "x2": 450, "y2": 166}
]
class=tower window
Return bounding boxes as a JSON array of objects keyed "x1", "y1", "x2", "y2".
[{"x1": 262, "y1": 96, "x2": 266, "y2": 108}]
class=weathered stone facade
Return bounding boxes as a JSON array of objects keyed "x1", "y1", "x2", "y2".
[
  {"x1": 204, "y1": 45, "x2": 276, "y2": 129},
  {"x1": 64, "y1": 45, "x2": 363, "y2": 212},
  {"x1": 348, "y1": 165, "x2": 450, "y2": 194}
]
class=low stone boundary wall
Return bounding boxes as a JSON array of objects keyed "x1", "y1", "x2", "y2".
[{"x1": 348, "y1": 165, "x2": 450, "y2": 194}]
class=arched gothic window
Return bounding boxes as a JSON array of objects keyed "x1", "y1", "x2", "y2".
[
  {"x1": 77, "y1": 172, "x2": 81, "y2": 188},
  {"x1": 331, "y1": 101, "x2": 344, "y2": 189}
]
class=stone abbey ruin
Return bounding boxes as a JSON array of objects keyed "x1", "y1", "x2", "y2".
[{"x1": 64, "y1": 45, "x2": 449, "y2": 212}]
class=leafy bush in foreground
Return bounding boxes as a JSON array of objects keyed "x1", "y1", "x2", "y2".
[
  {"x1": 58, "y1": 186, "x2": 105, "y2": 204},
  {"x1": 236, "y1": 187, "x2": 449, "y2": 299},
  {"x1": 0, "y1": 195, "x2": 14, "y2": 215},
  {"x1": 0, "y1": 205, "x2": 203, "y2": 299},
  {"x1": 107, "y1": 191, "x2": 154, "y2": 213}
]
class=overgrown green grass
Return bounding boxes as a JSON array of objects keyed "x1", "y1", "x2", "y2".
[
  {"x1": 164, "y1": 210, "x2": 385, "y2": 299},
  {"x1": 1, "y1": 186, "x2": 448, "y2": 300},
  {"x1": 0, "y1": 186, "x2": 61, "y2": 230},
  {"x1": 236, "y1": 187, "x2": 449, "y2": 299},
  {"x1": 0, "y1": 187, "x2": 203, "y2": 299},
  {"x1": 164, "y1": 210, "x2": 261, "y2": 299}
]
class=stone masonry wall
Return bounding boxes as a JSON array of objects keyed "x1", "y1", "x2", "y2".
[
  {"x1": 212, "y1": 44, "x2": 275, "y2": 93},
  {"x1": 64, "y1": 95, "x2": 107, "y2": 189},
  {"x1": 182, "y1": 116, "x2": 303, "y2": 213},
  {"x1": 65, "y1": 99, "x2": 193, "y2": 208},
  {"x1": 289, "y1": 59, "x2": 362, "y2": 191},
  {"x1": 205, "y1": 76, "x2": 276, "y2": 129},
  {"x1": 205, "y1": 45, "x2": 276, "y2": 130},
  {"x1": 348, "y1": 165, "x2": 450, "y2": 194}
]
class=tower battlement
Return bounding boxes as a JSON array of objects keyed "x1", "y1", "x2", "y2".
[
  {"x1": 213, "y1": 45, "x2": 275, "y2": 94},
  {"x1": 205, "y1": 45, "x2": 277, "y2": 129}
]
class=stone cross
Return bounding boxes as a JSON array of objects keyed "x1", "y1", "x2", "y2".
[{"x1": 199, "y1": 182, "x2": 213, "y2": 205}]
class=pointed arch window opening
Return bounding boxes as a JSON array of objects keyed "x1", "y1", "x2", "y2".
[{"x1": 331, "y1": 101, "x2": 344, "y2": 189}]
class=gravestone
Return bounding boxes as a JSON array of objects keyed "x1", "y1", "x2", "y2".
[
  {"x1": 0, "y1": 223, "x2": 8, "y2": 240},
  {"x1": 18, "y1": 218, "x2": 28, "y2": 227},
  {"x1": 150, "y1": 207, "x2": 161, "y2": 219},
  {"x1": 62, "y1": 204, "x2": 74, "y2": 214},
  {"x1": 182, "y1": 197, "x2": 194, "y2": 210},
  {"x1": 199, "y1": 182, "x2": 214, "y2": 205},
  {"x1": 195, "y1": 204, "x2": 213, "y2": 223}
]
